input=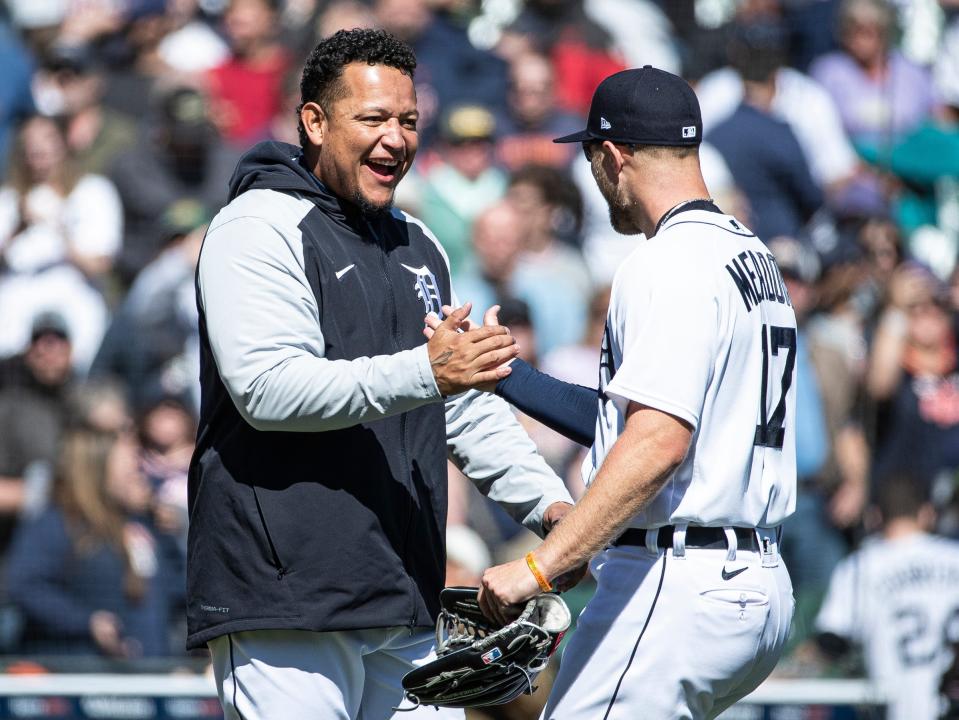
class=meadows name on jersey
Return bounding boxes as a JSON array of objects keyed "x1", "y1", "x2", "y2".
[{"x1": 725, "y1": 250, "x2": 792, "y2": 313}]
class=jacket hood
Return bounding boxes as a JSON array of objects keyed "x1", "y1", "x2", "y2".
[
  {"x1": 228, "y1": 141, "x2": 325, "y2": 201},
  {"x1": 228, "y1": 141, "x2": 387, "y2": 229}
]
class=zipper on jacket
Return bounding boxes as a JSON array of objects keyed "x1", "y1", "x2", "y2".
[
  {"x1": 366, "y1": 216, "x2": 419, "y2": 629},
  {"x1": 252, "y1": 486, "x2": 286, "y2": 580}
]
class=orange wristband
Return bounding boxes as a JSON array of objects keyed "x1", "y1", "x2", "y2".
[{"x1": 525, "y1": 551, "x2": 553, "y2": 592}]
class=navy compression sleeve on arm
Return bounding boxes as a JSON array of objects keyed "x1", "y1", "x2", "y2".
[{"x1": 494, "y1": 359, "x2": 597, "y2": 447}]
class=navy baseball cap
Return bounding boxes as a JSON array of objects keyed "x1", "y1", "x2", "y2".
[{"x1": 554, "y1": 66, "x2": 702, "y2": 147}]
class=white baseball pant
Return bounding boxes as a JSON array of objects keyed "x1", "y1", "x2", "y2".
[
  {"x1": 209, "y1": 627, "x2": 463, "y2": 720},
  {"x1": 543, "y1": 527, "x2": 794, "y2": 719}
]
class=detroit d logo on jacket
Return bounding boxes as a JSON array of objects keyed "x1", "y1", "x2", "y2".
[{"x1": 401, "y1": 264, "x2": 443, "y2": 315}]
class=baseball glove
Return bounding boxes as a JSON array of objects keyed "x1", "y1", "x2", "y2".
[{"x1": 399, "y1": 587, "x2": 571, "y2": 709}]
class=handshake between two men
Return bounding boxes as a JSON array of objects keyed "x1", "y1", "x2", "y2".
[
  {"x1": 421, "y1": 302, "x2": 589, "y2": 623},
  {"x1": 423, "y1": 302, "x2": 517, "y2": 396}
]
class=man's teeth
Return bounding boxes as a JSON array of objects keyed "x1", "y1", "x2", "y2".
[{"x1": 370, "y1": 160, "x2": 398, "y2": 168}]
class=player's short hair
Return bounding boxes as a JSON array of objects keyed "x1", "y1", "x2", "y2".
[
  {"x1": 876, "y1": 472, "x2": 930, "y2": 522},
  {"x1": 633, "y1": 144, "x2": 698, "y2": 161},
  {"x1": 297, "y1": 28, "x2": 417, "y2": 148}
]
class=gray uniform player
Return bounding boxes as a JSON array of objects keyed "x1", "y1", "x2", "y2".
[
  {"x1": 475, "y1": 67, "x2": 797, "y2": 719},
  {"x1": 817, "y1": 475, "x2": 959, "y2": 720}
]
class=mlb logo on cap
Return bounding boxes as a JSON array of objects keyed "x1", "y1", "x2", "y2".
[{"x1": 554, "y1": 65, "x2": 703, "y2": 148}]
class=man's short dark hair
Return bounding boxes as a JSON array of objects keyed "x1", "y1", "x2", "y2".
[
  {"x1": 297, "y1": 28, "x2": 417, "y2": 147},
  {"x1": 876, "y1": 472, "x2": 930, "y2": 523}
]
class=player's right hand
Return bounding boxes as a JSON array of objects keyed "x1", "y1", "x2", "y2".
[{"x1": 426, "y1": 303, "x2": 518, "y2": 396}]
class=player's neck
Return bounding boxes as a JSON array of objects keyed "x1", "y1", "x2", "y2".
[
  {"x1": 628, "y1": 156, "x2": 711, "y2": 237},
  {"x1": 883, "y1": 517, "x2": 925, "y2": 540},
  {"x1": 639, "y1": 184, "x2": 713, "y2": 237}
]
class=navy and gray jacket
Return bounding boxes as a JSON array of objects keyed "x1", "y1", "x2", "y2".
[{"x1": 186, "y1": 142, "x2": 570, "y2": 650}]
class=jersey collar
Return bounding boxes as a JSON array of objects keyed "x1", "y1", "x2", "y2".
[{"x1": 653, "y1": 198, "x2": 722, "y2": 236}]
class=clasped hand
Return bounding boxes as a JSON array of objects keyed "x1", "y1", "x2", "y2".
[{"x1": 426, "y1": 303, "x2": 518, "y2": 396}]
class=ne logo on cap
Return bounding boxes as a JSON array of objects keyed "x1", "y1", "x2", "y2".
[{"x1": 600, "y1": 117, "x2": 611, "y2": 130}]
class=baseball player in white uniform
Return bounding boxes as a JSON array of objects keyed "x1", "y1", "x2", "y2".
[
  {"x1": 816, "y1": 474, "x2": 959, "y2": 720},
  {"x1": 475, "y1": 67, "x2": 797, "y2": 719}
]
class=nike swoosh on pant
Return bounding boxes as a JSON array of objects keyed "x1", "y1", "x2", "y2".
[
  {"x1": 721, "y1": 566, "x2": 748, "y2": 581},
  {"x1": 335, "y1": 264, "x2": 356, "y2": 280}
]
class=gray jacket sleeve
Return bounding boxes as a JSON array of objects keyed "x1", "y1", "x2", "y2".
[
  {"x1": 445, "y1": 389, "x2": 574, "y2": 537},
  {"x1": 198, "y1": 214, "x2": 442, "y2": 431}
]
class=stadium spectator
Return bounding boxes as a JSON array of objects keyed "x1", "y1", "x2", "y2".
[
  {"x1": 0, "y1": 114, "x2": 122, "y2": 282},
  {"x1": 455, "y1": 196, "x2": 587, "y2": 357},
  {"x1": 507, "y1": 165, "x2": 590, "y2": 354},
  {"x1": 454, "y1": 200, "x2": 528, "y2": 311},
  {"x1": 582, "y1": 0, "x2": 680, "y2": 74},
  {"x1": 810, "y1": 0, "x2": 937, "y2": 216},
  {"x1": 495, "y1": 51, "x2": 582, "y2": 171},
  {"x1": 109, "y1": 86, "x2": 237, "y2": 285},
  {"x1": 137, "y1": 394, "x2": 194, "y2": 567},
  {"x1": 783, "y1": 0, "x2": 843, "y2": 71},
  {"x1": 804, "y1": 238, "x2": 872, "y2": 516},
  {"x1": 854, "y1": 24, "x2": 959, "y2": 280},
  {"x1": 418, "y1": 103, "x2": 507, "y2": 274},
  {"x1": 33, "y1": 44, "x2": 138, "y2": 178},
  {"x1": 696, "y1": 17, "x2": 859, "y2": 199},
  {"x1": 504, "y1": 0, "x2": 625, "y2": 115},
  {"x1": 707, "y1": 59, "x2": 824, "y2": 241},
  {"x1": 0, "y1": 21, "x2": 35, "y2": 180},
  {"x1": 314, "y1": 0, "x2": 375, "y2": 41},
  {"x1": 811, "y1": 0, "x2": 936, "y2": 149},
  {"x1": 867, "y1": 262, "x2": 959, "y2": 486},
  {"x1": 206, "y1": 0, "x2": 290, "y2": 146},
  {"x1": 266, "y1": 67, "x2": 304, "y2": 146},
  {"x1": 98, "y1": 0, "x2": 175, "y2": 122},
  {"x1": 374, "y1": 0, "x2": 509, "y2": 147},
  {"x1": 0, "y1": 116, "x2": 112, "y2": 370},
  {"x1": 815, "y1": 473, "x2": 959, "y2": 720},
  {"x1": 91, "y1": 199, "x2": 206, "y2": 413},
  {"x1": 0, "y1": 313, "x2": 74, "y2": 558},
  {"x1": 157, "y1": 0, "x2": 229, "y2": 75},
  {"x1": 5, "y1": 428, "x2": 175, "y2": 657}
]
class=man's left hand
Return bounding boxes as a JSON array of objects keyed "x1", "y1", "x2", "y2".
[
  {"x1": 542, "y1": 501, "x2": 573, "y2": 534},
  {"x1": 478, "y1": 557, "x2": 541, "y2": 626}
]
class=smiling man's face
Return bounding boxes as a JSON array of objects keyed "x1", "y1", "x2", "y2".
[{"x1": 316, "y1": 62, "x2": 418, "y2": 212}]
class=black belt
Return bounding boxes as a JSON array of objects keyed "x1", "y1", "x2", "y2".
[{"x1": 613, "y1": 525, "x2": 757, "y2": 550}]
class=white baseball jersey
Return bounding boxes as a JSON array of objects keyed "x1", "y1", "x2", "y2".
[
  {"x1": 817, "y1": 533, "x2": 959, "y2": 720},
  {"x1": 584, "y1": 208, "x2": 798, "y2": 528}
]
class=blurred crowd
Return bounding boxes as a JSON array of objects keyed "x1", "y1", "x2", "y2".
[{"x1": 0, "y1": 0, "x2": 959, "y2": 708}]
